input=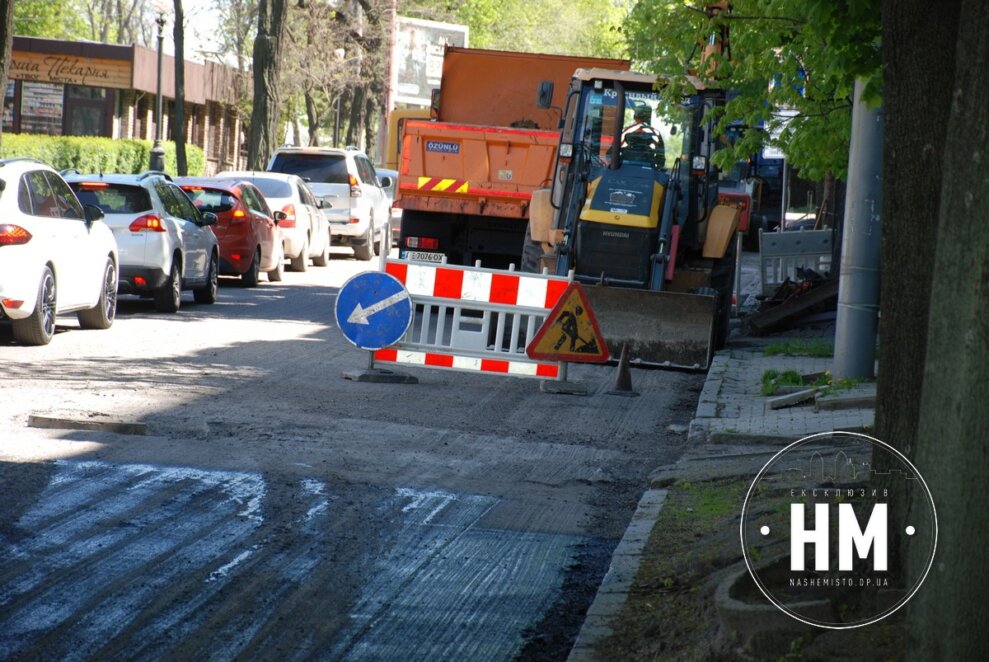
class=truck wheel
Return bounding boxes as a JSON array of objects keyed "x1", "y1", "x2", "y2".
[{"x1": 520, "y1": 223, "x2": 542, "y2": 273}]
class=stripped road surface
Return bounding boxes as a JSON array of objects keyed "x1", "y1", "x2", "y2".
[{"x1": 0, "y1": 253, "x2": 701, "y2": 659}]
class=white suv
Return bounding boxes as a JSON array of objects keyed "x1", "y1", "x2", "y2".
[
  {"x1": 267, "y1": 147, "x2": 391, "y2": 261},
  {"x1": 0, "y1": 159, "x2": 118, "y2": 345},
  {"x1": 67, "y1": 172, "x2": 220, "y2": 313},
  {"x1": 215, "y1": 170, "x2": 331, "y2": 271}
]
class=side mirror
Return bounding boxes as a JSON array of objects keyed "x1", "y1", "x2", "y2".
[
  {"x1": 537, "y1": 81, "x2": 554, "y2": 109},
  {"x1": 319, "y1": 197, "x2": 332, "y2": 209},
  {"x1": 83, "y1": 204, "x2": 104, "y2": 224},
  {"x1": 378, "y1": 175, "x2": 393, "y2": 189},
  {"x1": 273, "y1": 210, "x2": 287, "y2": 224},
  {"x1": 200, "y1": 211, "x2": 218, "y2": 226}
]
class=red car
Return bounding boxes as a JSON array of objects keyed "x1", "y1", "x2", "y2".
[{"x1": 176, "y1": 178, "x2": 284, "y2": 286}]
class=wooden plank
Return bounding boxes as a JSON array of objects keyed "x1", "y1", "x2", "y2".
[{"x1": 767, "y1": 388, "x2": 818, "y2": 409}]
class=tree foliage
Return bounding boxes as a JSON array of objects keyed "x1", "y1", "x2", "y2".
[
  {"x1": 397, "y1": 0, "x2": 629, "y2": 58},
  {"x1": 12, "y1": 0, "x2": 89, "y2": 39},
  {"x1": 625, "y1": 0, "x2": 881, "y2": 180}
]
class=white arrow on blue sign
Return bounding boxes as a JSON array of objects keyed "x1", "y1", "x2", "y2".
[{"x1": 335, "y1": 271, "x2": 413, "y2": 351}]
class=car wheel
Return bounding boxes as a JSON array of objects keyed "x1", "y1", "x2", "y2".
[
  {"x1": 12, "y1": 266, "x2": 57, "y2": 345},
  {"x1": 373, "y1": 225, "x2": 383, "y2": 256},
  {"x1": 267, "y1": 245, "x2": 284, "y2": 282},
  {"x1": 290, "y1": 235, "x2": 309, "y2": 272},
  {"x1": 354, "y1": 220, "x2": 374, "y2": 261},
  {"x1": 193, "y1": 252, "x2": 219, "y2": 304},
  {"x1": 154, "y1": 259, "x2": 182, "y2": 313},
  {"x1": 78, "y1": 258, "x2": 117, "y2": 329},
  {"x1": 312, "y1": 232, "x2": 330, "y2": 267},
  {"x1": 242, "y1": 247, "x2": 261, "y2": 287}
]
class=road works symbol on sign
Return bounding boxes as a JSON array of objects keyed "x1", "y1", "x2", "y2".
[
  {"x1": 335, "y1": 271, "x2": 413, "y2": 351},
  {"x1": 526, "y1": 283, "x2": 610, "y2": 363}
]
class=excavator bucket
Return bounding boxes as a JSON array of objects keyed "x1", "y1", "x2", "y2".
[{"x1": 582, "y1": 286, "x2": 717, "y2": 370}]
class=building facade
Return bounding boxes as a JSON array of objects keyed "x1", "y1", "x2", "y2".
[{"x1": 3, "y1": 36, "x2": 247, "y2": 174}]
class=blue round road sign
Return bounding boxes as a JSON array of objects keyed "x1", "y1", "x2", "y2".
[{"x1": 335, "y1": 271, "x2": 413, "y2": 351}]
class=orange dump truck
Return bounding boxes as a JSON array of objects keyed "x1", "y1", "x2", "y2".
[{"x1": 395, "y1": 47, "x2": 629, "y2": 268}]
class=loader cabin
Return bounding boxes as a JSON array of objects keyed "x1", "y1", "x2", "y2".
[{"x1": 547, "y1": 70, "x2": 718, "y2": 285}]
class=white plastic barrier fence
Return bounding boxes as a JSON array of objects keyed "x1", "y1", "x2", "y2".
[
  {"x1": 759, "y1": 229, "x2": 834, "y2": 296},
  {"x1": 374, "y1": 259, "x2": 571, "y2": 379}
]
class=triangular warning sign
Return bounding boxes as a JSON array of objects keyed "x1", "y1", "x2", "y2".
[{"x1": 527, "y1": 283, "x2": 610, "y2": 363}]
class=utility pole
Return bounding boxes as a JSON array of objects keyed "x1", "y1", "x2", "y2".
[{"x1": 833, "y1": 80, "x2": 883, "y2": 379}]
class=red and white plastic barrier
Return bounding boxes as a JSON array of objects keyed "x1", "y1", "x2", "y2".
[{"x1": 373, "y1": 259, "x2": 571, "y2": 379}]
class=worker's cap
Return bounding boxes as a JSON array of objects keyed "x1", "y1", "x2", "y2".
[{"x1": 633, "y1": 105, "x2": 652, "y2": 121}]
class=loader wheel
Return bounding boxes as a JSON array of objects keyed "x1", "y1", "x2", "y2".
[{"x1": 521, "y1": 223, "x2": 542, "y2": 273}]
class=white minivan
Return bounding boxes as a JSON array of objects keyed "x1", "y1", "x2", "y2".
[{"x1": 267, "y1": 147, "x2": 391, "y2": 261}]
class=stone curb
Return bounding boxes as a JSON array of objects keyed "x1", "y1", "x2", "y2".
[{"x1": 568, "y1": 489, "x2": 668, "y2": 661}]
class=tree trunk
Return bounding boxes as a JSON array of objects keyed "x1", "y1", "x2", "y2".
[
  {"x1": 173, "y1": 0, "x2": 187, "y2": 175},
  {"x1": 876, "y1": 3, "x2": 958, "y2": 470},
  {"x1": 886, "y1": 0, "x2": 989, "y2": 658},
  {"x1": 304, "y1": 91, "x2": 322, "y2": 147},
  {"x1": 0, "y1": 0, "x2": 12, "y2": 146},
  {"x1": 247, "y1": 0, "x2": 289, "y2": 170},
  {"x1": 345, "y1": 84, "x2": 365, "y2": 149},
  {"x1": 363, "y1": 91, "x2": 377, "y2": 159},
  {"x1": 880, "y1": 0, "x2": 959, "y2": 619}
]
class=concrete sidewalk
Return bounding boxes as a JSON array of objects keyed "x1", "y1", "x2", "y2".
[{"x1": 569, "y1": 338, "x2": 876, "y2": 660}]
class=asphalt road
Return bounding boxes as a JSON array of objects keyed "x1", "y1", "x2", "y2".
[{"x1": 0, "y1": 248, "x2": 702, "y2": 661}]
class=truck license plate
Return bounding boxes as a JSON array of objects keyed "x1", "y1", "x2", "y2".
[{"x1": 401, "y1": 250, "x2": 445, "y2": 263}]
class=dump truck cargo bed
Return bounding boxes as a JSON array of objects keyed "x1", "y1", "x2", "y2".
[{"x1": 397, "y1": 120, "x2": 561, "y2": 219}]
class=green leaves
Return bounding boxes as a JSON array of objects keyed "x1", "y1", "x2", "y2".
[{"x1": 625, "y1": 0, "x2": 881, "y2": 179}]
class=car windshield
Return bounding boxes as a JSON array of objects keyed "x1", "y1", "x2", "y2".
[
  {"x1": 70, "y1": 183, "x2": 152, "y2": 213},
  {"x1": 182, "y1": 187, "x2": 237, "y2": 212},
  {"x1": 270, "y1": 153, "x2": 348, "y2": 184},
  {"x1": 247, "y1": 178, "x2": 293, "y2": 198}
]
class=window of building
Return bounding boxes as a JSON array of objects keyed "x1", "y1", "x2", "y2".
[
  {"x1": 3, "y1": 82, "x2": 15, "y2": 132},
  {"x1": 21, "y1": 82, "x2": 63, "y2": 135}
]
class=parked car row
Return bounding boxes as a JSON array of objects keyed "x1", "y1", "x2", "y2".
[
  {"x1": 0, "y1": 159, "x2": 344, "y2": 346},
  {"x1": 1, "y1": 145, "x2": 395, "y2": 346}
]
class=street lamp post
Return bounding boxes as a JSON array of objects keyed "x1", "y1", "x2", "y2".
[{"x1": 149, "y1": 12, "x2": 167, "y2": 171}]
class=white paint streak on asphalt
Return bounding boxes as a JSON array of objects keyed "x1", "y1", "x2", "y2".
[
  {"x1": 207, "y1": 547, "x2": 256, "y2": 583},
  {"x1": 301, "y1": 477, "x2": 330, "y2": 523}
]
